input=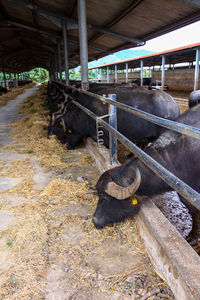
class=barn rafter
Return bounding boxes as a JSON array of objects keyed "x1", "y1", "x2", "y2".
[{"x1": 0, "y1": 0, "x2": 199, "y2": 73}]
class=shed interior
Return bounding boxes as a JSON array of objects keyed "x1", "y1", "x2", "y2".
[{"x1": 0, "y1": 0, "x2": 200, "y2": 73}]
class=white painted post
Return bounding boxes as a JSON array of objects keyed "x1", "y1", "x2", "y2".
[
  {"x1": 126, "y1": 63, "x2": 128, "y2": 83},
  {"x1": 107, "y1": 66, "x2": 109, "y2": 83},
  {"x1": 96, "y1": 68, "x2": 98, "y2": 82},
  {"x1": 140, "y1": 60, "x2": 143, "y2": 86},
  {"x1": 57, "y1": 40, "x2": 62, "y2": 82},
  {"x1": 194, "y1": 48, "x2": 200, "y2": 91},
  {"x1": 3, "y1": 68, "x2": 6, "y2": 88},
  {"x1": 62, "y1": 19, "x2": 69, "y2": 85},
  {"x1": 161, "y1": 55, "x2": 165, "y2": 91},
  {"x1": 100, "y1": 68, "x2": 102, "y2": 82},
  {"x1": 78, "y1": 0, "x2": 89, "y2": 90},
  {"x1": 108, "y1": 93, "x2": 117, "y2": 164},
  {"x1": 115, "y1": 64, "x2": 117, "y2": 83}
]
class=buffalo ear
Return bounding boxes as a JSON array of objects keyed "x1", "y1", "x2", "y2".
[{"x1": 105, "y1": 168, "x2": 141, "y2": 200}]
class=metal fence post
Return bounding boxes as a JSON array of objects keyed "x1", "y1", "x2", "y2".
[
  {"x1": 96, "y1": 68, "x2": 98, "y2": 81},
  {"x1": 62, "y1": 18, "x2": 69, "y2": 85},
  {"x1": 78, "y1": 0, "x2": 89, "y2": 90},
  {"x1": 161, "y1": 55, "x2": 165, "y2": 91},
  {"x1": 100, "y1": 68, "x2": 102, "y2": 82},
  {"x1": 57, "y1": 39, "x2": 62, "y2": 82},
  {"x1": 126, "y1": 63, "x2": 128, "y2": 83},
  {"x1": 194, "y1": 48, "x2": 200, "y2": 91},
  {"x1": 107, "y1": 66, "x2": 109, "y2": 83},
  {"x1": 108, "y1": 94, "x2": 117, "y2": 164},
  {"x1": 3, "y1": 68, "x2": 6, "y2": 89},
  {"x1": 115, "y1": 64, "x2": 117, "y2": 83},
  {"x1": 140, "y1": 60, "x2": 143, "y2": 86}
]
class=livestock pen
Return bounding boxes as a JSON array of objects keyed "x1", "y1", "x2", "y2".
[
  {"x1": 50, "y1": 79, "x2": 200, "y2": 299},
  {"x1": 1, "y1": 0, "x2": 200, "y2": 299},
  {"x1": 0, "y1": 83, "x2": 179, "y2": 299}
]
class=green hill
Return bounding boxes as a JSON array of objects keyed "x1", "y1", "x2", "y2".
[{"x1": 88, "y1": 48, "x2": 154, "y2": 68}]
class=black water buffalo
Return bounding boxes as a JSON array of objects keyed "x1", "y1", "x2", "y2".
[
  {"x1": 47, "y1": 84, "x2": 66, "y2": 113},
  {"x1": 189, "y1": 90, "x2": 200, "y2": 108},
  {"x1": 0, "y1": 87, "x2": 8, "y2": 95},
  {"x1": 132, "y1": 78, "x2": 151, "y2": 86},
  {"x1": 51, "y1": 86, "x2": 180, "y2": 149},
  {"x1": 93, "y1": 104, "x2": 200, "y2": 241}
]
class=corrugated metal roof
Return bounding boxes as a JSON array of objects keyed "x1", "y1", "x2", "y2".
[
  {"x1": 88, "y1": 42, "x2": 200, "y2": 70},
  {"x1": 0, "y1": 0, "x2": 200, "y2": 72}
]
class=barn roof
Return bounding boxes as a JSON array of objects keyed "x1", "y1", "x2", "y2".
[
  {"x1": 88, "y1": 42, "x2": 200, "y2": 70},
  {"x1": 0, "y1": 0, "x2": 200, "y2": 73}
]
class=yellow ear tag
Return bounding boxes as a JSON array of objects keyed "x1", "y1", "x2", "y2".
[
  {"x1": 60, "y1": 121, "x2": 63, "y2": 126},
  {"x1": 132, "y1": 198, "x2": 138, "y2": 205},
  {"x1": 68, "y1": 129, "x2": 72, "y2": 133}
]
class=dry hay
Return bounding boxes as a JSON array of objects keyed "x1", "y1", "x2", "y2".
[
  {"x1": 0, "y1": 84, "x2": 173, "y2": 299},
  {"x1": 0, "y1": 159, "x2": 34, "y2": 179},
  {"x1": 0, "y1": 82, "x2": 35, "y2": 107},
  {"x1": 0, "y1": 209, "x2": 48, "y2": 299},
  {"x1": 4, "y1": 85, "x2": 90, "y2": 169}
]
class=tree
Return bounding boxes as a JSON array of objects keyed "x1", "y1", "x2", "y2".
[{"x1": 29, "y1": 68, "x2": 49, "y2": 83}]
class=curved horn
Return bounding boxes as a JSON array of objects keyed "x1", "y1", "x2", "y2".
[
  {"x1": 51, "y1": 113, "x2": 56, "y2": 126},
  {"x1": 105, "y1": 168, "x2": 141, "y2": 200},
  {"x1": 64, "y1": 95, "x2": 69, "y2": 103}
]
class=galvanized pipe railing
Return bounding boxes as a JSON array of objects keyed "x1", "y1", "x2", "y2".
[
  {"x1": 51, "y1": 81, "x2": 200, "y2": 211},
  {"x1": 53, "y1": 81, "x2": 200, "y2": 141},
  {"x1": 69, "y1": 96, "x2": 200, "y2": 211}
]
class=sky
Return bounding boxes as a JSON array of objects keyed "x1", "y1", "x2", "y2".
[{"x1": 133, "y1": 20, "x2": 200, "y2": 53}]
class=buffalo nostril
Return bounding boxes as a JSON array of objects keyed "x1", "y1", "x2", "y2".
[
  {"x1": 92, "y1": 217, "x2": 104, "y2": 229},
  {"x1": 92, "y1": 216, "x2": 98, "y2": 223},
  {"x1": 66, "y1": 143, "x2": 75, "y2": 150}
]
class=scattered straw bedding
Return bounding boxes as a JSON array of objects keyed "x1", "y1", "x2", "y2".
[
  {"x1": 0, "y1": 84, "x2": 173, "y2": 299},
  {"x1": 0, "y1": 82, "x2": 35, "y2": 107},
  {"x1": 5, "y1": 87, "x2": 90, "y2": 169}
]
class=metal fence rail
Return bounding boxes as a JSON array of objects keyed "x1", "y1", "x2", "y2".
[
  {"x1": 51, "y1": 81, "x2": 200, "y2": 211},
  {"x1": 54, "y1": 81, "x2": 200, "y2": 141}
]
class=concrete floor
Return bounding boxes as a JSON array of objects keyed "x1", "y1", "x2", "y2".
[{"x1": 0, "y1": 85, "x2": 176, "y2": 299}]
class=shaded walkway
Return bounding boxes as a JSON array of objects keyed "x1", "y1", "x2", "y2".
[{"x1": 0, "y1": 85, "x2": 175, "y2": 299}]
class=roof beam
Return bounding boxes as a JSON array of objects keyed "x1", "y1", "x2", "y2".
[
  {"x1": 0, "y1": 35, "x2": 17, "y2": 43},
  {"x1": 87, "y1": 24, "x2": 144, "y2": 45},
  {"x1": 180, "y1": 0, "x2": 200, "y2": 8},
  {"x1": 0, "y1": 48, "x2": 27, "y2": 62},
  {"x1": 141, "y1": 10, "x2": 200, "y2": 41},
  {"x1": 7, "y1": 0, "x2": 144, "y2": 45},
  {"x1": 30, "y1": 0, "x2": 39, "y2": 29},
  {"x1": 40, "y1": 13, "x2": 78, "y2": 30},
  {"x1": 6, "y1": 19, "x2": 107, "y2": 53},
  {"x1": 88, "y1": 0, "x2": 144, "y2": 45},
  {"x1": 0, "y1": 2, "x2": 9, "y2": 20},
  {"x1": 7, "y1": 19, "x2": 60, "y2": 39},
  {"x1": 70, "y1": 0, "x2": 77, "y2": 16},
  {"x1": 0, "y1": 45, "x2": 52, "y2": 63},
  {"x1": 98, "y1": 10, "x2": 200, "y2": 61},
  {"x1": 19, "y1": 36, "x2": 56, "y2": 52}
]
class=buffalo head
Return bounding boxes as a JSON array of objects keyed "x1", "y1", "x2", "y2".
[{"x1": 93, "y1": 167, "x2": 141, "y2": 229}]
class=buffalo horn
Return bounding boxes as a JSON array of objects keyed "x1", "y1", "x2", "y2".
[
  {"x1": 64, "y1": 95, "x2": 69, "y2": 103},
  {"x1": 51, "y1": 113, "x2": 56, "y2": 126},
  {"x1": 105, "y1": 168, "x2": 141, "y2": 200}
]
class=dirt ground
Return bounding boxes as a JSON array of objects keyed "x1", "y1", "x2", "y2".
[{"x1": 0, "y1": 84, "x2": 176, "y2": 299}]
